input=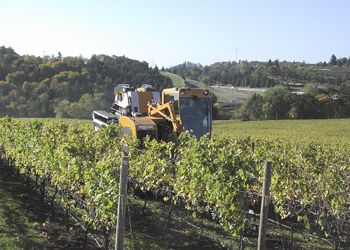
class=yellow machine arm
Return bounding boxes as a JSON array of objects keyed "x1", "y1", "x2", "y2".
[{"x1": 147, "y1": 102, "x2": 182, "y2": 133}]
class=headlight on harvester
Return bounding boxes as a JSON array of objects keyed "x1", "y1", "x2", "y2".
[
  {"x1": 203, "y1": 89, "x2": 209, "y2": 96},
  {"x1": 180, "y1": 89, "x2": 186, "y2": 95}
]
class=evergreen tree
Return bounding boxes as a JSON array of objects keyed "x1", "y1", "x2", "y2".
[{"x1": 330, "y1": 54, "x2": 337, "y2": 65}]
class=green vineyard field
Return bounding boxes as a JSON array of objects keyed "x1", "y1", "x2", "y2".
[
  {"x1": 213, "y1": 119, "x2": 350, "y2": 145},
  {"x1": 0, "y1": 117, "x2": 349, "y2": 248}
]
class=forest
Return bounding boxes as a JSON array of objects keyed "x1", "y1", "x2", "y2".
[
  {"x1": 167, "y1": 57, "x2": 350, "y2": 120},
  {"x1": 0, "y1": 46, "x2": 171, "y2": 118},
  {"x1": 167, "y1": 55, "x2": 350, "y2": 88},
  {"x1": 1, "y1": 45, "x2": 350, "y2": 120},
  {"x1": 240, "y1": 83, "x2": 350, "y2": 120}
]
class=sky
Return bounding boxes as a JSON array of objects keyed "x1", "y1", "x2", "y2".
[{"x1": 1, "y1": 0, "x2": 350, "y2": 68}]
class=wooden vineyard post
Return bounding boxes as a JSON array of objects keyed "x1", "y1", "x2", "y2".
[
  {"x1": 115, "y1": 156, "x2": 129, "y2": 250},
  {"x1": 257, "y1": 161, "x2": 272, "y2": 250}
]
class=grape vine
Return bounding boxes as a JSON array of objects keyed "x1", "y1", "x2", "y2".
[{"x1": 0, "y1": 117, "x2": 349, "y2": 244}]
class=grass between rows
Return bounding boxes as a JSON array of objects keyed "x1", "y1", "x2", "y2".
[{"x1": 0, "y1": 176, "x2": 48, "y2": 249}]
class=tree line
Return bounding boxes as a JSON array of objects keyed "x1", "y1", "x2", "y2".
[
  {"x1": 240, "y1": 83, "x2": 350, "y2": 120},
  {"x1": 167, "y1": 54, "x2": 350, "y2": 88},
  {"x1": 0, "y1": 46, "x2": 171, "y2": 118}
]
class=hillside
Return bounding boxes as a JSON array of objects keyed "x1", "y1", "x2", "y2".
[
  {"x1": 0, "y1": 46, "x2": 172, "y2": 119},
  {"x1": 168, "y1": 58, "x2": 350, "y2": 88},
  {"x1": 187, "y1": 79, "x2": 262, "y2": 103},
  {"x1": 160, "y1": 71, "x2": 185, "y2": 87}
]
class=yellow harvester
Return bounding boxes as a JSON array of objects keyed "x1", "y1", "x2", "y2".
[{"x1": 92, "y1": 84, "x2": 212, "y2": 140}]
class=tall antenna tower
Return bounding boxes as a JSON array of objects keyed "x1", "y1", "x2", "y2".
[{"x1": 235, "y1": 48, "x2": 238, "y2": 62}]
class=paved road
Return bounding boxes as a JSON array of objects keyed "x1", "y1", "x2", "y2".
[{"x1": 211, "y1": 85, "x2": 267, "y2": 92}]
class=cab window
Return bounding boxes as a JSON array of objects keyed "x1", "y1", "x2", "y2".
[{"x1": 165, "y1": 93, "x2": 179, "y2": 113}]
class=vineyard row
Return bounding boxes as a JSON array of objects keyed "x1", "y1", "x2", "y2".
[{"x1": 0, "y1": 118, "x2": 349, "y2": 246}]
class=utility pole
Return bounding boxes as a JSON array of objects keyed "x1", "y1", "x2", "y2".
[
  {"x1": 115, "y1": 156, "x2": 129, "y2": 250},
  {"x1": 257, "y1": 161, "x2": 272, "y2": 250}
]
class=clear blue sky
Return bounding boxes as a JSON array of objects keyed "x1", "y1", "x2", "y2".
[{"x1": 1, "y1": 0, "x2": 349, "y2": 67}]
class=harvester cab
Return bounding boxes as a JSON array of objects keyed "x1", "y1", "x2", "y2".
[
  {"x1": 92, "y1": 84, "x2": 212, "y2": 140},
  {"x1": 159, "y1": 87, "x2": 212, "y2": 139}
]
